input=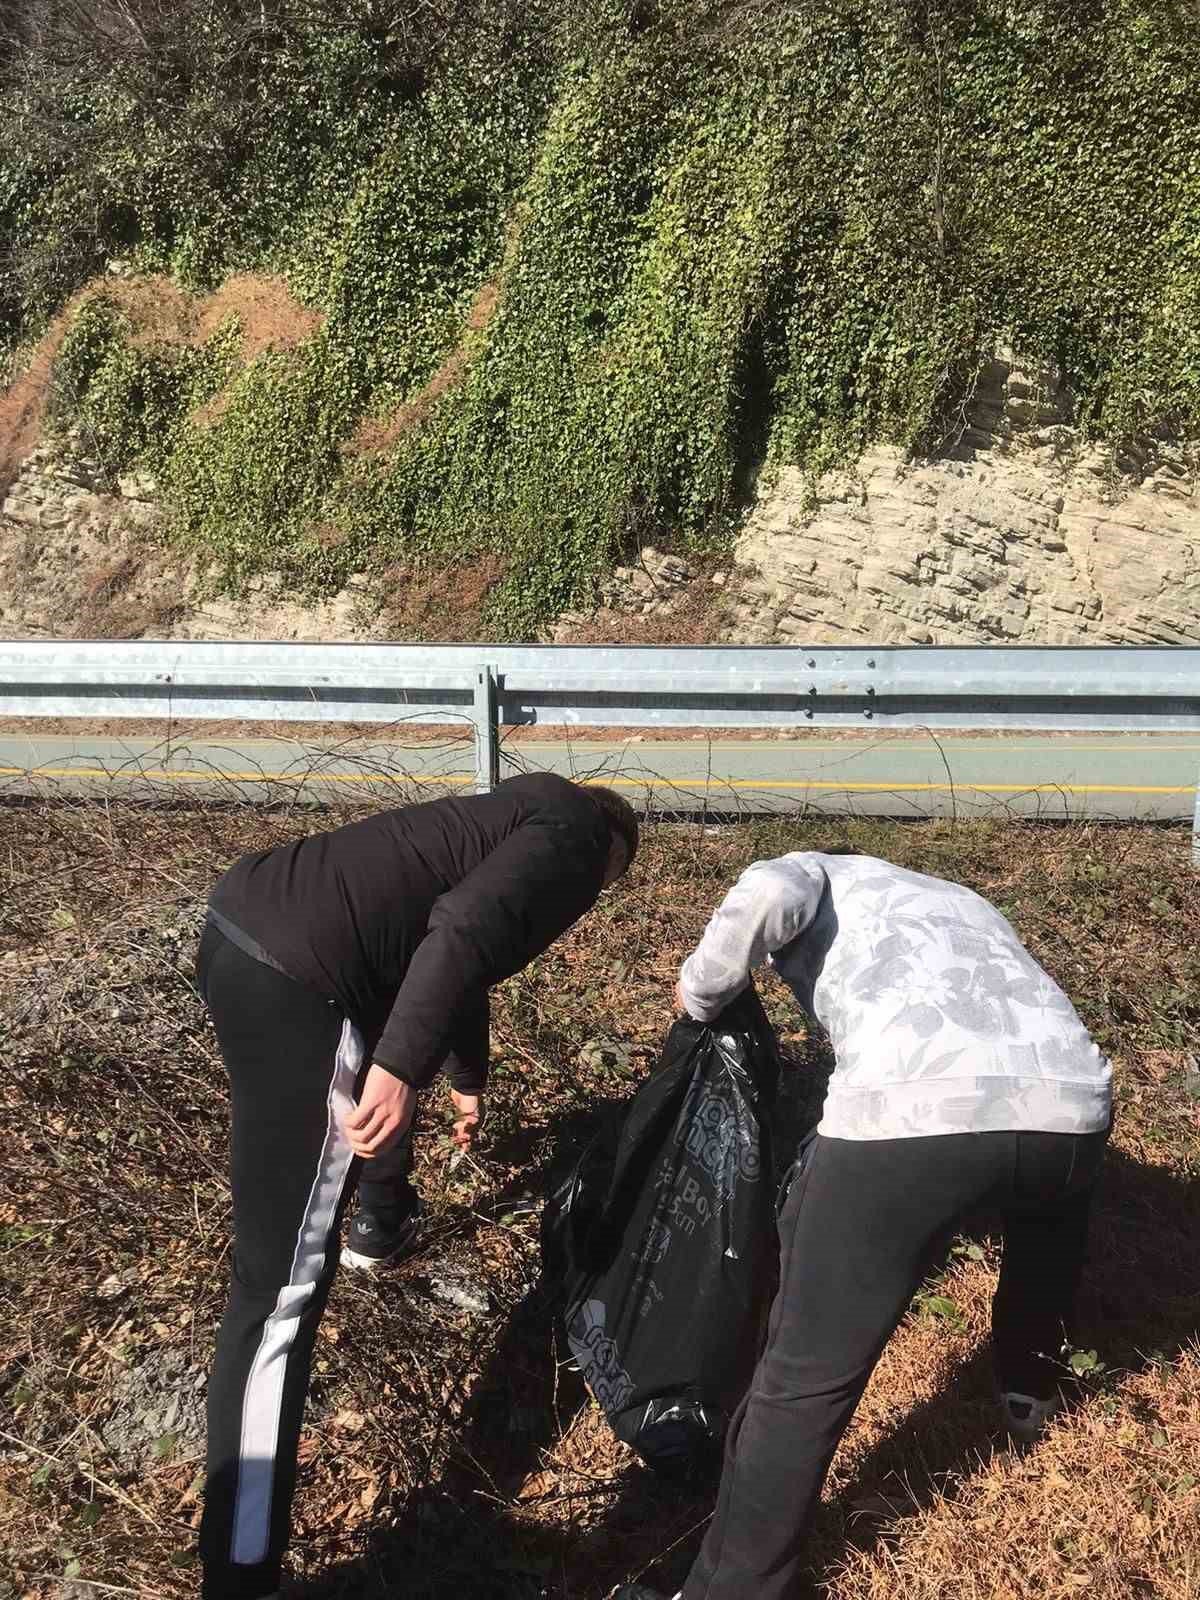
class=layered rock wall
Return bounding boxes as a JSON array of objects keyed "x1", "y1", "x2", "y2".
[{"x1": 729, "y1": 355, "x2": 1199, "y2": 646}]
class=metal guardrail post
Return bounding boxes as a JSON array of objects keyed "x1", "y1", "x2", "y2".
[{"x1": 472, "y1": 665, "x2": 499, "y2": 793}]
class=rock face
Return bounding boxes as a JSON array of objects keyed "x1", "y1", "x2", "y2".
[
  {"x1": 728, "y1": 353, "x2": 1199, "y2": 646},
  {"x1": 0, "y1": 439, "x2": 373, "y2": 641},
  {"x1": 551, "y1": 546, "x2": 732, "y2": 640}
]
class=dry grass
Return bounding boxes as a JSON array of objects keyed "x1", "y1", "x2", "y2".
[
  {"x1": 554, "y1": 571, "x2": 735, "y2": 648},
  {"x1": 0, "y1": 316, "x2": 72, "y2": 499},
  {"x1": 59, "y1": 272, "x2": 324, "y2": 367},
  {"x1": 69, "y1": 549, "x2": 187, "y2": 640},
  {"x1": 1, "y1": 791, "x2": 1197, "y2": 1599},
  {"x1": 376, "y1": 554, "x2": 510, "y2": 641}
]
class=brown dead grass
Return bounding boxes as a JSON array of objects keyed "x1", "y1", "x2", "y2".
[
  {"x1": 192, "y1": 273, "x2": 323, "y2": 363},
  {"x1": 377, "y1": 552, "x2": 509, "y2": 640},
  {"x1": 190, "y1": 273, "x2": 325, "y2": 427},
  {"x1": 0, "y1": 315, "x2": 72, "y2": 499},
  {"x1": 73, "y1": 271, "x2": 323, "y2": 363},
  {"x1": 557, "y1": 564, "x2": 739, "y2": 647},
  {"x1": 347, "y1": 279, "x2": 501, "y2": 457},
  {"x1": 829, "y1": 1355, "x2": 1200, "y2": 1599},
  {"x1": 69, "y1": 546, "x2": 185, "y2": 639},
  {"x1": 1, "y1": 807, "x2": 1196, "y2": 1600}
]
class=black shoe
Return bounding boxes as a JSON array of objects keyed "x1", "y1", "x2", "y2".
[{"x1": 341, "y1": 1209, "x2": 421, "y2": 1272}]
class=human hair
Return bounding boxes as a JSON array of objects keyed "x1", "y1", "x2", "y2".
[{"x1": 587, "y1": 783, "x2": 639, "y2": 873}]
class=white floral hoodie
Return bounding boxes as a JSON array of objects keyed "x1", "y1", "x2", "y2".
[{"x1": 679, "y1": 852, "x2": 1112, "y2": 1141}]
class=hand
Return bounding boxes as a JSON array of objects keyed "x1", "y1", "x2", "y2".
[
  {"x1": 675, "y1": 981, "x2": 688, "y2": 1014},
  {"x1": 449, "y1": 1088, "x2": 485, "y2": 1152},
  {"x1": 344, "y1": 1064, "x2": 417, "y2": 1159}
]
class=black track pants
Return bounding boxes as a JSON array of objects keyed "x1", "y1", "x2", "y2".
[
  {"x1": 197, "y1": 921, "x2": 364, "y2": 1599},
  {"x1": 683, "y1": 1126, "x2": 1109, "y2": 1600},
  {"x1": 356, "y1": 1122, "x2": 418, "y2": 1222}
]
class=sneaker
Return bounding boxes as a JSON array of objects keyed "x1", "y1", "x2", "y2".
[
  {"x1": 340, "y1": 1209, "x2": 421, "y2": 1272},
  {"x1": 998, "y1": 1390, "x2": 1060, "y2": 1443}
]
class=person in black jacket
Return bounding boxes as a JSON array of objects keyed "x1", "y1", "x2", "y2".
[{"x1": 194, "y1": 772, "x2": 638, "y2": 1600}]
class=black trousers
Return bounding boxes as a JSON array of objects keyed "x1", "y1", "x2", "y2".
[
  {"x1": 683, "y1": 1126, "x2": 1109, "y2": 1600},
  {"x1": 196, "y1": 921, "x2": 409, "y2": 1598},
  {"x1": 356, "y1": 1123, "x2": 418, "y2": 1220}
]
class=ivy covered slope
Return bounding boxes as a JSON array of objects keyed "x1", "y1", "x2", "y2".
[{"x1": 3, "y1": 0, "x2": 1198, "y2": 637}]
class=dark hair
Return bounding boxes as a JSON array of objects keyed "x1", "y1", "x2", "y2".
[{"x1": 588, "y1": 784, "x2": 639, "y2": 872}]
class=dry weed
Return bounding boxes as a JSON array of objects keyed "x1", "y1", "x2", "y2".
[
  {"x1": 377, "y1": 554, "x2": 509, "y2": 641},
  {"x1": 0, "y1": 272, "x2": 324, "y2": 486},
  {"x1": 1, "y1": 791, "x2": 1196, "y2": 1598}
]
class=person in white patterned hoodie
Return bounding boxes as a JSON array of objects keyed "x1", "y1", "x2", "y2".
[{"x1": 619, "y1": 850, "x2": 1112, "y2": 1600}]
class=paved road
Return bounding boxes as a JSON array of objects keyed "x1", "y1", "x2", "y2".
[{"x1": 1, "y1": 730, "x2": 1197, "y2": 820}]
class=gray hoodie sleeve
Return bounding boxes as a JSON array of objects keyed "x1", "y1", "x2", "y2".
[{"x1": 679, "y1": 855, "x2": 827, "y2": 1021}]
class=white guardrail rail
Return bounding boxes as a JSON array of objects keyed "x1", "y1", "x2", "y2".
[{"x1": 1, "y1": 640, "x2": 1198, "y2": 850}]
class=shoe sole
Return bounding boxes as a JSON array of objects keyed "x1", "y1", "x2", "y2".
[
  {"x1": 340, "y1": 1245, "x2": 411, "y2": 1272},
  {"x1": 340, "y1": 1236, "x2": 420, "y2": 1273}
]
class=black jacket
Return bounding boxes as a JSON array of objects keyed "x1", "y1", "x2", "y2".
[{"x1": 208, "y1": 772, "x2": 610, "y2": 1093}]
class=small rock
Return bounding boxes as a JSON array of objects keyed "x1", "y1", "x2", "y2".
[
  {"x1": 117, "y1": 471, "x2": 158, "y2": 500},
  {"x1": 2, "y1": 496, "x2": 40, "y2": 523},
  {"x1": 428, "y1": 1275, "x2": 490, "y2": 1317},
  {"x1": 99, "y1": 1346, "x2": 207, "y2": 1469}
]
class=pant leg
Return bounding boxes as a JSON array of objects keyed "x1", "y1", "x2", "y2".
[
  {"x1": 197, "y1": 923, "x2": 361, "y2": 1600},
  {"x1": 355, "y1": 1122, "x2": 419, "y2": 1220},
  {"x1": 355, "y1": 989, "x2": 488, "y2": 1218},
  {"x1": 684, "y1": 1132, "x2": 1001, "y2": 1600},
  {"x1": 992, "y1": 1127, "x2": 1109, "y2": 1398}
]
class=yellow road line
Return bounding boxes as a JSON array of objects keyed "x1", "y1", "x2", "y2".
[{"x1": 0, "y1": 766, "x2": 1194, "y2": 796}]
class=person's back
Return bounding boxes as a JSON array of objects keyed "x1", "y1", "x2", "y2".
[
  {"x1": 771, "y1": 852, "x2": 1110, "y2": 1139},
  {"x1": 209, "y1": 770, "x2": 613, "y2": 1079}
]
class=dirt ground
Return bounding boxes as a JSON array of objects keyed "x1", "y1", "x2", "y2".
[
  {"x1": 0, "y1": 718, "x2": 1181, "y2": 744},
  {"x1": 1, "y1": 800, "x2": 1198, "y2": 1599}
]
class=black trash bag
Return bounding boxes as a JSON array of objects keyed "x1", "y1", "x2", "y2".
[{"x1": 542, "y1": 983, "x2": 780, "y2": 1475}]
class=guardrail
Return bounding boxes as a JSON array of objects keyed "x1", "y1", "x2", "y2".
[{"x1": 1, "y1": 640, "x2": 1198, "y2": 851}]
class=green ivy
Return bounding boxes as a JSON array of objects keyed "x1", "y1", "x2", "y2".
[
  {"x1": 49, "y1": 295, "x2": 239, "y2": 478},
  {"x1": 12, "y1": 0, "x2": 1200, "y2": 634}
]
